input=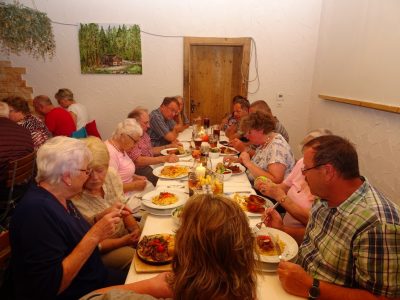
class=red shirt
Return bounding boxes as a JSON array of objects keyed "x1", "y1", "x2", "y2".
[{"x1": 45, "y1": 107, "x2": 76, "y2": 137}]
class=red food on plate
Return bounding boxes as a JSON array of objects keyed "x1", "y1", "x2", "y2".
[
  {"x1": 247, "y1": 195, "x2": 266, "y2": 213},
  {"x1": 257, "y1": 235, "x2": 274, "y2": 252}
]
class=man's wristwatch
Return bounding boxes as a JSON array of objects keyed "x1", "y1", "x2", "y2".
[{"x1": 308, "y1": 278, "x2": 320, "y2": 300}]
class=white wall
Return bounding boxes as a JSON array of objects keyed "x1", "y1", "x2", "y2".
[
  {"x1": 310, "y1": 0, "x2": 400, "y2": 203},
  {"x1": 2, "y1": 0, "x2": 322, "y2": 157}
]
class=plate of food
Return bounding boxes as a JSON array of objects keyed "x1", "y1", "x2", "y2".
[
  {"x1": 219, "y1": 146, "x2": 239, "y2": 156},
  {"x1": 254, "y1": 227, "x2": 298, "y2": 264},
  {"x1": 152, "y1": 165, "x2": 190, "y2": 179},
  {"x1": 160, "y1": 147, "x2": 190, "y2": 157},
  {"x1": 142, "y1": 190, "x2": 188, "y2": 210},
  {"x1": 230, "y1": 193, "x2": 274, "y2": 217},
  {"x1": 137, "y1": 233, "x2": 175, "y2": 265},
  {"x1": 215, "y1": 162, "x2": 245, "y2": 177}
]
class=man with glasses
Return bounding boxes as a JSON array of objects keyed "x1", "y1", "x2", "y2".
[
  {"x1": 148, "y1": 97, "x2": 184, "y2": 147},
  {"x1": 266, "y1": 135, "x2": 400, "y2": 299}
]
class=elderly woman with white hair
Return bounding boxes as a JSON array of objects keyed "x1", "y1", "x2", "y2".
[
  {"x1": 254, "y1": 128, "x2": 332, "y2": 244},
  {"x1": 105, "y1": 119, "x2": 148, "y2": 194},
  {"x1": 72, "y1": 136, "x2": 141, "y2": 271},
  {"x1": 9, "y1": 137, "x2": 128, "y2": 299}
]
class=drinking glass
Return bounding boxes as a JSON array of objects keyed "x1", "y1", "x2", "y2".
[
  {"x1": 213, "y1": 124, "x2": 221, "y2": 140},
  {"x1": 208, "y1": 135, "x2": 218, "y2": 148},
  {"x1": 211, "y1": 172, "x2": 224, "y2": 195},
  {"x1": 188, "y1": 171, "x2": 201, "y2": 196},
  {"x1": 203, "y1": 117, "x2": 210, "y2": 129}
]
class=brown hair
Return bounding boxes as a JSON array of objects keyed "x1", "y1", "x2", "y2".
[
  {"x1": 161, "y1": 97, "x2": 179, "y2": 107},
  {"x1": 172, "y1": 194, "x2": 257, "y2": 300},
  {"x1": 240, "y1": 111, "x2": 275, "y2": 135},
  {"x1": 304, "y1": 135, "x2": 360, "y2": 179},
  {"x1": 2, "y1": 96, "x2": 30, "y2": 114}
]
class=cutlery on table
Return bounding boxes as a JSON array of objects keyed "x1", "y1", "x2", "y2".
[{"x1": 254, "y1": 201, "x2": 280, "y2": 230}]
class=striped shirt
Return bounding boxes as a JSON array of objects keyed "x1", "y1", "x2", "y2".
[
  {"x1": 19, "y1": 114, "x2": 50, "y2": 150},
  {"x1": 126, "y1": 132, "x2": 153, "y2": 168},
  {"x1": 297, "y1": 177, "x2": 400, "y2": 297}
]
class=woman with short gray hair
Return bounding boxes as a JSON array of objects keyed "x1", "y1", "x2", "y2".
[
  {"x1": 105, "y1": 119, "x2": 148, "y2": 196},
  {"x1": 10, "y1": 136, "x2": 128, "y2": 299}
]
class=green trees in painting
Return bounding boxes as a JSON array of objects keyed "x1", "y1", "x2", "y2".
[{"x1": 79, "y1": 23, "x2": 142, "y2": 74}]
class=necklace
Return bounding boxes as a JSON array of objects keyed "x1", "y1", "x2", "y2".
[{"x1": 261, "y1": 133, "x2": 275, "y2": 149}]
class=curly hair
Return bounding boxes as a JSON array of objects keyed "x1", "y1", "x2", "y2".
[
  {"x1": 55, "y1": 88, "x2": 74, "y2": 101},
  {"x1": 240, "y1": 111, "x2": 275, "y2": 135},
  {"x1": 172, "y1": 194, "x2": 257, "y2": 300}
]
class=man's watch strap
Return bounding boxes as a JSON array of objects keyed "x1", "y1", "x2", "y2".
[{"x1": 308, "y1": 278, "x2": 320, "y2": 300}]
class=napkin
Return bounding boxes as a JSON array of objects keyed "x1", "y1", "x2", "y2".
[{"x1": 126, "y1": 181, "x2": 155, "y2": 213}]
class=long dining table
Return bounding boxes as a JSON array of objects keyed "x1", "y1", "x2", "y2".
[{"x1": 125, "y1": 127, "x2": 302, "y2": 300}]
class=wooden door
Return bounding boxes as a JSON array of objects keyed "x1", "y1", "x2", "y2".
[{"x1": 183, "y1": 37, "x2": 251, "y2": 125}]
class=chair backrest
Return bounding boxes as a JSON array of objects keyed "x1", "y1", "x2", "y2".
[
  {"x1": 6, "y1": 151, "x2": 36, "y2": 189},
  {"x1": 1, "y1": 152, "x2": 36, "y2": 226}
]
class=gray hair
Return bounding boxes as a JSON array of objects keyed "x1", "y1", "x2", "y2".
[
  {"x1": 36, "y1": 136, "x2": 92, "y2": 184},
  {"x1": 299, "y1": 128, "x2": 333, "y2": 152},
  {"x1": 0, "y1": 102, "x2": 9, "y2": 117},
  {"x1": 111, "y1": 118, "x2": 143, "y2": 140},
  {"x1": 127, "y1": 106, "x2": 148, "y2": 120}
]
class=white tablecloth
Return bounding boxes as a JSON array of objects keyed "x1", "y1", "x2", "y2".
[{"x1": 125, "y1": 128, "x2": 301, "y2": 300}]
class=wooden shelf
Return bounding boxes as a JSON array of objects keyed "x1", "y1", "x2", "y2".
[{"x1": 319, "y1": 94, "x2": 400, "y2": 114}]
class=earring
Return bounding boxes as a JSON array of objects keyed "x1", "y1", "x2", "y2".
[{"x1": 67, "y1": 182, "x2": 72, "y2": 186}]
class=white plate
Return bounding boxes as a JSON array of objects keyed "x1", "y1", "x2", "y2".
[
  {"x1": 152, "y1": 165, "x2": 190, "y2": 179},
  {"x1": 142, "y1": 190, "x2": 188, "y2": 209},
  {"x1": 254, "y1": 227, "x2": 298, "y2": 263},
  {"x1": 229, "y1": 163, "x2": 246, "y2": 175},
  {"x1": 230, "y1": 193, "x2": 274, "y2": 217},
  {"x1": 160, "y1": 148, "x2": 190, "y2": 157},
  {"x1": 219, "y1": 146, "x2": 239, "y2": 156}
]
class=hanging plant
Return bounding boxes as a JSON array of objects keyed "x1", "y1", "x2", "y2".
[{"x1": 0, "y1": 2, "x2": 56, "y2": 59}]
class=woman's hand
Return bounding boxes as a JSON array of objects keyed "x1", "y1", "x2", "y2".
[
  {"x1": 263, "y1": 207, "x2": 283, "y2": 230},
  {"x1": 122, "y1": 231, "x2": 141, "y2": 247},
  {"x1": 256, "y1": 181, "x2": 286, "y2": 201},
  {"x1": 239, "y1": 151, "x2": 251, "y2": 166},
  {"x1": 131, "y1": 179, "x2": 147, "y2": 191},
  {"x1": 89, "y1": 210, "x2": 121, "y2": 243}
]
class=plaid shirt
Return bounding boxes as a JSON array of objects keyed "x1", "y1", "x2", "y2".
[
  {"x1": 126, "y1": 132, "x2": 153, "y2": 168},
  {"x1": 297, "y1": 177, "x2": 400, "y2": 297},
  {"x1": 148, "y1": 108, "x2": 176, "y2": 147}
]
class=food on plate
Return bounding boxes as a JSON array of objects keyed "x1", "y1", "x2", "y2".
[
  {"x1": 210, "y1": 147, "x2": 220, "y2": 153},
  {"x1": 215, "y1": 162, "x2": 241, "y2": 175},
  {"x1": 219, "y1": 146, "x2": 238, "y2": 155},
  {"x1": 247, "y1": 195, "x2": 266, "y2": 213},
  {"x1": 166, "y1": 146, "x2": 185, "y2": 155},
  {"x1": 137, "y1": 234, "x2": 175, "y2": 263},
  {"x1": 232, "y1": 193, "x2": 265, "y2": 213},
  {"x1": 160, "y1": 165, "x2": 189, "y2": 178},
  {"x1": 152, "y1": 192, "x2": 178, "y2": 206},
  {"x1": 255, "y1": 234, "x2": 285, "y2": 256}
]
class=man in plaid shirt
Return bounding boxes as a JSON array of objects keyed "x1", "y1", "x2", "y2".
[{"x1": 265, "y1": 135, "x2": 399, "y2": 299}]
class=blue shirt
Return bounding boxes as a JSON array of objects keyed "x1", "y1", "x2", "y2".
[
  {"x1": 10, "y1": 184, "x2": 110, "y2": 300},
  {"x1": 148, "y1": 108, "x2": 176, "y2": 147}
]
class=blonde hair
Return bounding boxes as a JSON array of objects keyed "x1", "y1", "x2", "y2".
[
  {"x1": 55, "y1": 88, "x2": 74, "y2": 101},
  {"x1": 172, "y1": 194, "x2": 257, "y2": 300},
  {"x1": 111, "y1": 118, "x2": 143, "y2": 140},
  {"x1": 0, "y1": 101, "x2": 9, "y2": 117},
  {"x1": 299, "y1": 128, "x2": 333, "y2": 152},
  {"x1": 82, "y1": 136, "x2": 109, "y2": 169}
]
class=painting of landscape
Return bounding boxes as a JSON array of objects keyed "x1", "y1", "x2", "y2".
[{"x1": 79, "y1": 23, "x2": 142, "y2": 74}]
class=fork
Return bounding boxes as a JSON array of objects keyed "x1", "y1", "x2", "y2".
[{"x1": 254, "y1": 201, "x2": 280, "y2": 230}]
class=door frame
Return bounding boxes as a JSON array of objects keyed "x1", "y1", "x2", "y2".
[{"x1": 183, "y1": 37, "x2": 251, "y2": 122}]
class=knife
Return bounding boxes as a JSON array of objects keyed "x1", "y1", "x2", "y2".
[{"x1": 269, "y1": 232, "x2": 283, "y2": 260}]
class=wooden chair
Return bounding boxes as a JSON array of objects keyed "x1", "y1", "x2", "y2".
[{"x1": 0, "y1": 152, "x2": 36, "y2": 225}]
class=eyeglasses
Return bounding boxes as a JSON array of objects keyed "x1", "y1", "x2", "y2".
[
  {"x1": 126, "y1": 134, "x2": 139, "y2": 143},
  {"x1": 166, "y1": 106, "x2": 179, "y2": 115},
  {"x1": 301, "y1": 164, "x2": 327, "y2": 175},
  {"x1": 77, "y1": 169, "x2": 92, "y2": 176}
]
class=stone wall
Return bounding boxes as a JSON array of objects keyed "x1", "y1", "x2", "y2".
[{"x1": 0, "y1": 61, "x2": 33, "y2": 109}]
